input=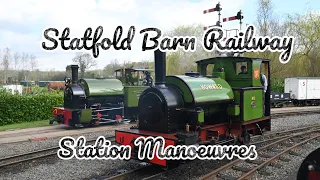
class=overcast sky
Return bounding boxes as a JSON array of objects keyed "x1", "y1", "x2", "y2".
[{"x1": 0, "y1": 0, "x2": 319, "y2": 71}]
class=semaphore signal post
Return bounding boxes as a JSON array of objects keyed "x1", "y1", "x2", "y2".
[{"x1": 202, "y1": 2, "x2": 244, "y2": 56}]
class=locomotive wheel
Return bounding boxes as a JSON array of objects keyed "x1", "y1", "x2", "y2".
[
  {"x1": 162, "y1": 160, "x2": 180, "y2": 170},
  {"x1": 86, "y1": 122, "x2": 95, "y2": 127},
  {"x1": 238, "y1": 131, "x2": 251, "y2": 145},
  {"x1": 49, "y1": 118, "x2": 55, "y2": 125},
  {"x1": 130, "y1": 115, "x2": 138, "y2": 122}
]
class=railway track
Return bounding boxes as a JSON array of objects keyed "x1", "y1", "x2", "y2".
[
  {"x1": 271, "y1": 109, "x2": 319, "y2": 119},
  {"x1": 105, "y1": 126, "x2": 320, "y2": 180},
  {"x1": 199, "y1": 128, "x2": 320, "y2": 180},
  {"x1": 250, "y1": 124, "x2": 320, "y2": 144},
  {"x1": 2, "y1": 113, "x2": 317, "y2": 171},
  {"x1": 1, "y1": 109, "x2": 319, "y2": 177},
  {"x1": 0, "y1": 136, "x2": 116, "y2": 169},
  {"x1": 0, "y1": 108, "x2": 317, "y2": 145}
]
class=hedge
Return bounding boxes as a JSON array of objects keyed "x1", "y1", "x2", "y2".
[
  {"x1": 0, "y1": 90, "x2": 63, "y2": 126},
  {"x1": 270, "y1": 78, "x2": 284, "y2": 93}
]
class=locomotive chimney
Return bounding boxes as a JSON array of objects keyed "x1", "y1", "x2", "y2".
[
  {"x1": 154, "y1": 49, "x2": 166, "y2": 87},
  {"x1": 69, "y1": 65, "x2": 79, "y2": 84}
]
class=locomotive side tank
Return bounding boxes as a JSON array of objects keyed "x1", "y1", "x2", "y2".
[
  {"x1": 139, "y1": 75, "x2": 235, "y2": 133},
  {"x1": 78, "y1": 78, "x2": 124, "y2": 108}
]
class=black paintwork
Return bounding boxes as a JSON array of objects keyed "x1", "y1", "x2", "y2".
[
  {"x1": 297, "y1": 147, "x2": 320, "y2": 180},
  {"x1": 138, "y1": 86, "x2": 184, "y2": 133},
  {"x1": 154, "y1": 50, "x2": 166, "y2": 87}
]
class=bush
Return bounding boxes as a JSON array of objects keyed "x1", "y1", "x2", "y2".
[
  {"x1": 0, "y1": 89, "x2": 63, "y2": 126},
  {"x1": 271, "y1": 78, "x2": 284, "y2": 93}
]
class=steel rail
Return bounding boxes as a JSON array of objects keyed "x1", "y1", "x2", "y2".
[
  {"x1": 0, "y1": 136, "x2": 115, "y2": 168},
  {"x1": 199, "y1": 128, "x2": 320, "y2": 180}
]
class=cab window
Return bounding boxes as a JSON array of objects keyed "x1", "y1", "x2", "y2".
[
  {"x1": 206, "y1": 64, "x2": 215, "y2": 76},
  {"x1": 234, "y1": 62, "x2": 248, "y2": 75}
]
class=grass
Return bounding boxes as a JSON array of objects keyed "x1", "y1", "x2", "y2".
[{"x1": 0, "y1": 120, "x2": 51, "y2": 131}]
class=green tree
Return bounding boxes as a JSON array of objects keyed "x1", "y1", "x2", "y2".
[
  {"x1": 72, "y1": 52, "x2": 97, "y2": 78},
  {"x1": 163, "y1": 24, "x2": 217, "y2": 75},
  {"x1": 287, "y1": 12, "x2": 320, "y2": 76}
]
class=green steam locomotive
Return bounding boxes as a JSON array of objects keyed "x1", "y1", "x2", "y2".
[
  {"x1": 50, "y1": 66, "x2": 153, "y2": 127},
  {"x1": 115, "y1": 50, "x2": 271, "y2": 168}
]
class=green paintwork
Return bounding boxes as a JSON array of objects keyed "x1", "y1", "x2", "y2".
[
  {"x1": 78, "y1": 78, "x2": 124, "y2": 96},
  {"x1": 232, "y1": 89, "x2": 264, "y2": 121},
  {"x1": 124, "y1": 86, "x2": 148, "y2": 107},
  {"x1": 243, "y1": 89, "x2": 263, "y2": 121},
  {"x1": 233, "y1": 91, "x2": 240, "y2": 104},
  {"x1": 80, "y1": 109, "x2": 93, "y2": 123},
  {"x1": 194, "y1": 56, "x2": 269, "y2": 123},
  {"x1": 227, "y1": 105, "x2": 240, "y2": 116},
  {"x1": 196, "y1": 57, "x2": 263, "y2": 88},
  {"x1": 166, "y1": 75, "x2": 234, "y2": 104},
  {"x1": 198, "y1": 110, "x2": 204, "y2": 123},
  {"x1": 212, "y1": 72, "x2": 225, "y2": 79}
]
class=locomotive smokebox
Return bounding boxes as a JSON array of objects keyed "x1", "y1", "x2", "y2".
[
  {"x1": 69, "y1": 65, "x2": 79, "y2": 84},
  {"x1": 154, "y1": 49, "x2": 166, "y2": 87}
]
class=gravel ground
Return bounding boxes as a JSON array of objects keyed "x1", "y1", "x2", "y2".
[
  {"x1": 249, "y1": 139, "x2": 320, "y2": 180},
  {"x1": 271, "y1": 114, "x2": 320, "y2": 131},
  {"x1": 0, "y1": 156, "x2": 144, "y2": 180},
  {"x1": 0, "y1": 114, "x2": 319, "y2": 180},
  {"x1": 0, "y1": 130, "x2": 116, "y2": 159}
]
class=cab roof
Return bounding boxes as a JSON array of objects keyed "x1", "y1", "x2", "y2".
[
  {"x1": 195, "y1": 56, "x2": 270, "y2": 64},
  {"x1": 114, "y1": 68, "x2": 154, "y2": 72}
]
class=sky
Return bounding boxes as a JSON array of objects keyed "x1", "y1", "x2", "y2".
[{"x1": 0, "y1": 0, "x2": 319, "y2": 71}]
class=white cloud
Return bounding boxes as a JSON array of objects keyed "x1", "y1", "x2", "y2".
[{"x1": 0, "y1": 0, "x2": 245, "y2": 71}]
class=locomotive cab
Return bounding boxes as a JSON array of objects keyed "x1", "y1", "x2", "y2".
[
  {"x1": 115, "y1": 68, "x2": 154, "y2": 86},
  {"x1": 197, "y1": 57, "x2": 271, "y2": 119}
]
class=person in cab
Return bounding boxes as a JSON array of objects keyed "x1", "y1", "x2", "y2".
[{"x1": 238, "y1": 66, "x2": 248, "y2": 74}]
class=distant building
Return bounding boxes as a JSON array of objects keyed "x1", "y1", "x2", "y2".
[{"x1": 2, "y1": 85, "x2": 23, "y2": 95}]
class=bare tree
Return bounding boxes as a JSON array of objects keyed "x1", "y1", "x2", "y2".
[
  {"x1": 253, "y1": 0, "x2": 290, "y2": 77},
  {"x1": 25, "y1": 53, "x2": 29, "y2": 71},
  {"x1": 20, "y1": 52, "x2": 30, "y2": 80},
  {"x1": 256, "y1": 0, "x2": 276, "y2": 36},
  {"x1": 2, "y1": 47, "x2": 11, "y2": 84},
  {"x1": 103, "y1": 59, "x2": 123, "y2": 77},
  {"x1": 72, "y1": 52, "x2": 97, "y2": 78},
  {"x1": 30, "y1": 54, "x2": 37, "y2": 71},
  {"x1": 29, "y1": 54, "x2": 37, "y2": 81},
  {"x1": 13, "y1": 52, "x2": 20, "y2": 84},
  {"x1": 14, "y1": 52, "x2": 20, "y2": 71},
  {"x1": 20, "y1": 52, "x2": 30, "y2": 71}
]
